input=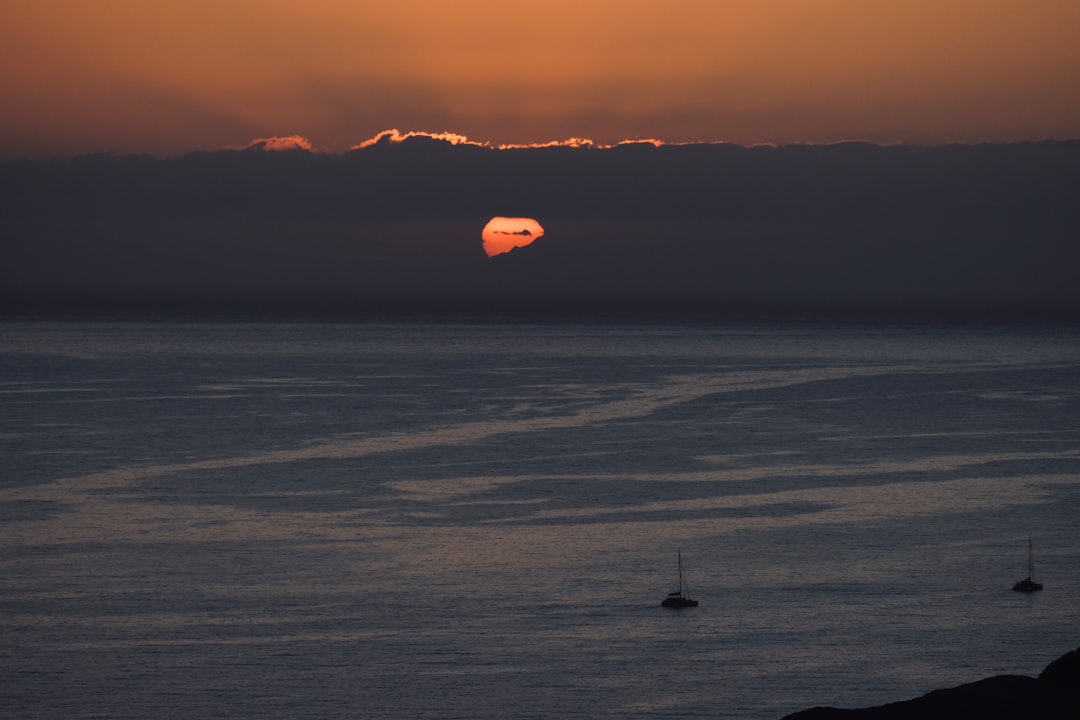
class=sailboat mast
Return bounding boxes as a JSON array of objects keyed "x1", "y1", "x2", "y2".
[
  {"x1": 676, "y1": 550, "x2": 683, "y2": 593},
  {"x1": 677, "y1": 549, "x2": 691, "y2": 597},
  {"x1": 1028, "y1": 534, "x2": 1035, "y2": 579}
]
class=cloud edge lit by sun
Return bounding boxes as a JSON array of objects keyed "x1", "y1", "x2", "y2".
[{"x1": 348, "y1": 130, "x2": 674, "y2": 153}]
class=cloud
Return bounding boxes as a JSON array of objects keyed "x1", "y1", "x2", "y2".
[
  {"x1": 242, "y1": 135, "x2": 314, "y2": 152},
  {"x1": 2, "y1": 139, "x2": 1079, "y2": 322},
  {"x1": 349, "y1": 129, "x2": 661, "y2": 151},
  {"x1": 496, "y1": 138, "x2": 598, "y2": 150},
  {"x1": 351, "y1": 129, "x2": 483, "y2": 150}
]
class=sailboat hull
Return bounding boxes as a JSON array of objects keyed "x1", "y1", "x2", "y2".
[
  {"x1": 1012, "y1": 578, "x2": 1043, "y2": 592},
  {"x1": 661, "y1": 597, "x2": 699, "y2": 608}
]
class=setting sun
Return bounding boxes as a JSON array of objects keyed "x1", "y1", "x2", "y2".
[{"x1": 482, "y1": 217, "x2": 545, "y2": 257}]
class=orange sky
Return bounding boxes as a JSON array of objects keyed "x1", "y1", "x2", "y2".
[{"x1": 3, "y1": 0, "x2": 1079, "y2": 157}]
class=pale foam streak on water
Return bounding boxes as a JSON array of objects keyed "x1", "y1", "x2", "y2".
[{"x1": 1, "y1": 322, "x2": 1078, "y2": 719}]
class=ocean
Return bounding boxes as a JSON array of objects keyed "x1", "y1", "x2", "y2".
[{"x1": 2, "y1": 320, "x2": 1078, "y2": 719}]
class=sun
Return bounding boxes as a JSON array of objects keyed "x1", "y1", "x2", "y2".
[{"x1": 482, "y1": 217, "x2": 545, "y2": 257}]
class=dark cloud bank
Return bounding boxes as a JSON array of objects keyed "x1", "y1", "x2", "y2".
[{"x1": 2, "y1": 137, "x2": 1078, "y2": 323}]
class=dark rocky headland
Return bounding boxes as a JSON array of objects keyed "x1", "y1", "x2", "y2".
[{"x1": 783, "y1": 646, "x2": 1079, "y2": 719}]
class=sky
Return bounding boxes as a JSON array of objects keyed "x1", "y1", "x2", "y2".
[
  {"x1": 3, "y1": 0, "x2": 1080, "y2": 157},
  {"x1": 2, "y1": 2, "x2": 1079, "y2": 322}
]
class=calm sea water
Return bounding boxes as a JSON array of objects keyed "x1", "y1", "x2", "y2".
[{"x1": 2, "y1": 321, "x2": 1078, "y2": 719}]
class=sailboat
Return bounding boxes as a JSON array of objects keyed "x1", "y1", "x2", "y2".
[
  {"x1": 661, "y1": 550, "x2": 698, "y2": 608},
  {"x1": 1012, "y1": 534, "x2": 1043, "y2": 592}
]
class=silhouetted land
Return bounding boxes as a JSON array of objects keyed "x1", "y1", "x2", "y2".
[{"x1": 783, "y1": 646, "x2": 1080, "y2": 719}]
